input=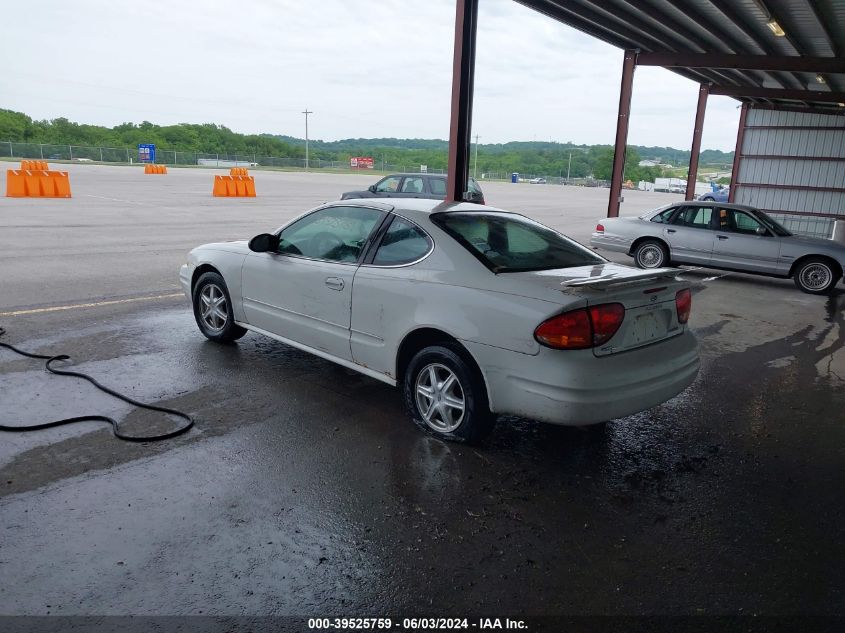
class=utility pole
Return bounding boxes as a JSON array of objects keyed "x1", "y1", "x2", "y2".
[
  {"x1": 302, "y1": 109, "x2": 313, "y2": 169},
  {"x1": 566, "y1": 151, "x2": 572, "y2": 183},
  {"x1": 473, "y1": 134, "x2": 481, "y2": 179}
]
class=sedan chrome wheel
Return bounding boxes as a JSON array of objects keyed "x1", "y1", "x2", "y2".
[
  {"x1": 799, "y1": 262, "x2": 832, "y2": 291},
  {"x1": 636, "y1": 243, "x2": 665, "y2": 268},
  {"x1": 199, "y1": 283, "x2": 228, "y2": 332},
  {"x1": 415, "y1": 363, "x2": 465, "y2": 433}
]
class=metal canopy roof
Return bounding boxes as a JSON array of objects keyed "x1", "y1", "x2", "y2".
[{"x1": 515, "y1": 0, "x2": 845, "y2": 111}]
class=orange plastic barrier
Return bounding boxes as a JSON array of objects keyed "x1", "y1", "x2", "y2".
[
  {"x1": 21, "y1": 160, "x2": 48, "y2": 170},
  {"x1": 6, "y1": 169, "x2": 72, "y2": 198},
  {"x1": 230, "y1": 167, "x2": 249, "y2": 176},
  {"x1": 144, "y1": 164, "x2": 167, "y2": 174},
  {"x1": 213, "y1": 175, "x2": 256, "y2": 197}
]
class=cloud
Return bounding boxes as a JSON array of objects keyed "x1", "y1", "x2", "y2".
[{"x1": 0, "y1": 0, "x2": 739, "y2": 149}]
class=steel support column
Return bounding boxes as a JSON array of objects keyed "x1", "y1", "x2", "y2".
[
  {"x1": 728, "y1": 103, "x2": 749, "y2": 203},
  {"x1": 608, "y1": 49, "x2": 637, "y2": 218},
  {"x1": 446, "y1": 0, "x2": 478, "y2": 203},
  {"x1": 685, "y1": 83, "x2": 709, "y2": 201}
]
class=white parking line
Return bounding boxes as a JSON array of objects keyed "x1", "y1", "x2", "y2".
[
  {"x1": 84, "y1": 194, "x2": 150, "y2": 206},
  {"x1": 0, "y1": 293, "x2": 184, "y2": 317}
]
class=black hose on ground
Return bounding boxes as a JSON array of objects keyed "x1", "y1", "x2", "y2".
[{"x1": 0, "y1": 326, "x2": 194, "y2": 442}]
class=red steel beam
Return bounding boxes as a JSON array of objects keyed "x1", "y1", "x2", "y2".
[
  {"x1": 744, "y1": 125, "x2": 845, "y2": 130},
  {"x1": 735, "y1": 182, "x2": 845, "y2": 194},
  {"x1": 746, "y1": 103, "x2": 845, "y2": 117},
  {"x1": 711, "y1": 85, "x2": 845, "y2": 103},
  {"x1": 728, "y1": 103, "x2": 749, "y2": 203},
  {"x1": 742, "y1": 155, "x2": 845, "y2": 162},
  {"x1": 686, "y1": 83, "x2": 709, "y2": 201},
  {"x1": 760, "y1": 209, "x2": 843, "y2": 220},
  {"x1": 445, "y1": 0, "x2": 478, "y2": 203},
  {"x1": 637, "y1": 52, "x2": 845, "y2": 74},
  {"x1": 608, "y1": 49, "x2": 637, "y2": 218}
]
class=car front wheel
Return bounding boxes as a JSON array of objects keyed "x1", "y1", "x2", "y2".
[
  {"x1": 634, "y1": 240, "x2": 669, "y2": 268},
  {"x1": 403, "y1": 345, "x2": 495, "y2": 443},
  {"x1": 193, "y1": 271, "x2": 248, "y2": 342},
  {"x1": 793, "y1": 258, "x2": 841, "y2": 295}
]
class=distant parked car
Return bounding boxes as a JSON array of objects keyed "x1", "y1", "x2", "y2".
[
  {"x1": 591, "y1": 201, "x2": 845, "y2": 295},
  {"x1": 528, "y1": 177, "x2": 547, "y2": 184},
  {"x1": 181, "y1": 198, "x2": 698, "y2": 442},
  {"x1": 341, "y1": 173, "x2": 485, "y2": 205},
  {"x1": 699, "y1": 184, "x2": 729, "y2": 202},
  {"x1": 73, "y1": 157, "x2": 93, "y2": 162}
]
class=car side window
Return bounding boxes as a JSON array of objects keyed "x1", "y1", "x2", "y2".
[
  {"x1": 401, "y1": 177, "x2": 424, "y2": 193},
  {"x1": 429, "y1": 178, "x2": 446, "y2": 196},
  {"x1": 672, "y1": 206, "x2": 713, "y2": 229},
  {"x1": 727, "y1": 210, "x2": 767, "y2": 235},
  {"x1": 277, "y1": 206, "x2": 384, "y2": 263},
  {"x1": 375, "y1": 176, "x2": 401, "y2": 193},
  {"x1": 372, "y1": 217, "x2": 433, "y2": 266},
  {"x1": 650, "y1": 208, "x2": 677, "y2": 224}
]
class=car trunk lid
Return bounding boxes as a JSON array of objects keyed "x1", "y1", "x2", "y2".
[{"x1": 510, "y1": 263, "x2": 687, "y2": 357}]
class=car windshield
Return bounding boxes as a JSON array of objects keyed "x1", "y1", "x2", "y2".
[
  {"x1": 753, "y1": 210, "x2": 792, "y2": 236},
  {"x1": 432, "y1": 211, "x2": 605, "y2": 273}
]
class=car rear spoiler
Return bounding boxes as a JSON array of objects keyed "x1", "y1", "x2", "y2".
[{"x1": 558, "y1": 267, "x2": 682, "y2": 289}]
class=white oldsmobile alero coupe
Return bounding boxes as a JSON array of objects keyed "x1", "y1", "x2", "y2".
[{"x1": 180, "y1": 199, "x2": 699, "y2": 443}]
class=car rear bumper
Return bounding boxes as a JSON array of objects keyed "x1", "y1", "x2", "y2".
[
  {"x1": 464, "y1": 329, "x2": 699, "y2": 425},
  {"x1": 590, "y1": 233, "x2": 632, "y2": 253}
]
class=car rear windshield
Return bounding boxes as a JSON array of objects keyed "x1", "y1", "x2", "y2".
[{"x1": 432, "y1": 211, "x2": 604, "y2": 273}]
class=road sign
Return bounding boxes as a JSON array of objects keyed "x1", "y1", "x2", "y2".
[{"x1": 138, "y1": 144, "x2": 156, "y2": 163}]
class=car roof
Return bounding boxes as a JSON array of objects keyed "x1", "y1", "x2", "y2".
[
  {"x1": 656, "y1": 201, "x2": 758, "y2": 212},
  {"x1": 331, "y1": 198, "x2": 507, "y2": 221},
  {"x1": 384, "y1": 173, "x2": 444, "y2": 178}
]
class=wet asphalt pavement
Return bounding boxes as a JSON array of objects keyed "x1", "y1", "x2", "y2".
[{"x1": 1, "y1": 167, "x2": 844, "y2": 619}]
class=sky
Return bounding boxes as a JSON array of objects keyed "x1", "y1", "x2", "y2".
[{"x1": 0, "y1": 0, "x2": 741, "y2": 150}]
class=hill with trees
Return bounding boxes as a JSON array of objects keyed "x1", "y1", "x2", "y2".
[{"x1": 1, "y1": 108, "x2": 732, "y2": 180}]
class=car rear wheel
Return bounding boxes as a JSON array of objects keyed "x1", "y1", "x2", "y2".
[
  {"x1": 634, "y1": 240, "x2": 669, "y2": 269},
  {"x1": 793, "y1": 258, "x2": 841, "y2": 295},
  {"x1": 193, "y1": 272, "x2": 247, "y2": 342},
  {"x1": 403, "y1": 345, "x2": 495, "y2": 444}
]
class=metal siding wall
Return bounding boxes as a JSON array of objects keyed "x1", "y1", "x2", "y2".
[{"x1": 738, "y1": 108, "x2": 845, "y2": 238}]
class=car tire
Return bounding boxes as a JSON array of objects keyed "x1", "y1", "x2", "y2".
[
  {"x1": 634, "y1": 240, "x2": 669, "y2": 269},
  {"x1": 793, "y1": 258, "x2": 841, "y2": 295},
  {"x1": 700, "y1": 196, "x2": 714, "y2": 201},
  {"x1": 193, "y1": 272, "x2": 248, "y2": 343},
  {"x1": 403, "y1": 344, "x2": 495, "y2": 444}
]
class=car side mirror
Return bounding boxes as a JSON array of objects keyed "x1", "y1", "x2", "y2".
[
  {"x1": 248, "y1": 233, "x2": 279, "y2": 252},
  {"x1": 368, "y1": 184, "x2": 377, "y2": 193},
  {"x1": 756, "y1": 227, "x2": 768, "y2": 236}
]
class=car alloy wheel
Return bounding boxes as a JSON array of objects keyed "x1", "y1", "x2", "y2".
[
  {"x1": 403, "y1": 344, "x2": 494, "y2": 443},
  {"x1": 199, "y1": 283, "x2": 228, "y2": 333},
  {"x1": 192, "y1": 271, "x2": 247, "y2": 343},
  {"x1": 414, "y1": 363, "x2": 466, "y2": 433}
]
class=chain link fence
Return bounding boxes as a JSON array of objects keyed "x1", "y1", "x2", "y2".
[
  {"x1": 2, "y1": 141, "x2": 610, "y2": 184},
  {"x1": 0, "y1": 141, "x2": 454, "y2": 175}
]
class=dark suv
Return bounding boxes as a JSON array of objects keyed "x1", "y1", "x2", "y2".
[{"x1": 340, "y1": 173, "x2": 485, "y2": 204}]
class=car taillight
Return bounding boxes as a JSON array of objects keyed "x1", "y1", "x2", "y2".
[
  {"x1": 675, "y1": 288, "x2": 692, "y2": 324},
  {"x1": 595, "y1": 223, "x2": 605, "y2": 233},
  {"x1": 534, "y1": 303, "x2": 625, "y2": 350}
]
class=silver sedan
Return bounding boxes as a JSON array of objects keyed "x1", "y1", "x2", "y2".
[
  {"x1": 181, "y1": 199, "x2": 698, "y2": 443},
  {"x1": 591, "y1": 202, "x2": 845, "y2": 295}
]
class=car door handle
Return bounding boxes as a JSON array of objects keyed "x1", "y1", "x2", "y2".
[
  {"x1": 666, "y1": 229, "x2": 676, "y2": 234},
  {"x1": 325, "y1": 277, "x2": 345, "y2": 291},
  {"x1": 717, "y1": 235, "x2": 729, "y2": 240}
]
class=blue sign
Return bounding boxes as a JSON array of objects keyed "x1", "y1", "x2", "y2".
[{"x1": 138, "y1": 143, "x2": 156, "y2": 163}]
